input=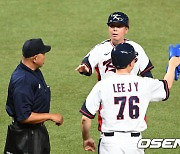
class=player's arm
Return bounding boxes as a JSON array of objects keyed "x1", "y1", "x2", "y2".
[
  {"x1": 80, "y1": 104, "x2": 96, "y2": 152},
  {"x1": 148, "y1": 57, "x2": 179, "y2": 102},
  {"x1": 75, "y1": 56, "x2": 92, "y2": 76},
  {"x1": 81, "y1": 115, "x2": 91, "y2": 140},
  {"x1": 135, "y1": 43, "x2": 154, "y2": 78},
  {"x1": 80, "y1": 83, "x2": 102, "y2": 152},
  {"x1": 75, "y1": 46, "x2": 100, "y2": 76},
  {"x1": 141, "y1": 70, "x2": 153, "y2": 78},
  {"x1": 81, "y1": 115, "x2": 96, "y2": 152},
  {"x1": 140, "y1": 60, "x2": 154, "y2": 78},
  {"x1": 164, "y1": 57, "x2": 180, "y2": 89}
]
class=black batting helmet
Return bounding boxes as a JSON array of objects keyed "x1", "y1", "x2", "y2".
[
  {"x1": 107, "y1": 12, "x2": 129, "y2": 28},
  {"x1": 111, "y1": 43, "x2": 137, "y2": 69}
]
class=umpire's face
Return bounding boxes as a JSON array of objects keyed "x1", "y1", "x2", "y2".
[
  {"x1": 108, "y1": 23, "x2": 128, "y2": 46},
  {"x1": 33, "y1": 53, "x2": 46, "y2": 68}
]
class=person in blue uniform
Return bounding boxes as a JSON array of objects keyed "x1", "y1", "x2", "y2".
[{"x1": 4, "y1": 38, "x2": 63, "y2": 154}]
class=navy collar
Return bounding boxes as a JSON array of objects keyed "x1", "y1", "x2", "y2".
[{"x1": 19, "y1": 61, "x2": 40, "y2": 73}]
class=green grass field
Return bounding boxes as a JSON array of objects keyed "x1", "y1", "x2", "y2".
[{"x1": 0, "y1": 0, "x2": 179, "y2": 153}]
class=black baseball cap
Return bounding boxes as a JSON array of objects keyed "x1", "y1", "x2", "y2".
[
  {"x1": 111, "y1": 43, "x2": 137, "y2": 69},
  {"x1": 22, "y1": 38, "x2": 51, "y2": 58},
  {"x1": 107, "y1": 12, "x2": 129, "y2": 28}
]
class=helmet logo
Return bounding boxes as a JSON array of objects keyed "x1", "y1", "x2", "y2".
[
  {"x1": 121, "y1": 50, "x2": 129, "y2": 54},
  {"x1": 112, "y1": 14, "x2": 123, "y2": 21}
]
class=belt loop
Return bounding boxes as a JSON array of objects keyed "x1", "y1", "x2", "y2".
[
  {"x1": 131, "y1": 132, "x2": 140, "y2": 137},
  {"x1": 103, "y1": 132, "x2": 114, "y2": 136}
]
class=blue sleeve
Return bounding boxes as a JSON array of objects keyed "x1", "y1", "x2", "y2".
[{"x1": 13, "y1": 80, "x2": 35, "y2": 121}]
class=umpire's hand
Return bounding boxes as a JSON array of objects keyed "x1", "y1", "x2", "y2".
[{"x1": 50, "y1": 113, "x2": 63, "y2": 126}]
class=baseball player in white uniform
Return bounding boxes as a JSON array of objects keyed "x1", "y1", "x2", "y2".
[
  {"x1": 76, "y1": 12, "x2": 154, "y2": 81},
  {"x1": 80, "y1": 43, "x2": 180, "y2": 154}
]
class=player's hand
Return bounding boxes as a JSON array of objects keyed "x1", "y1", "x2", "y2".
[
  {"x1": 50, "y1": 113, "x2": 63, "y2": 126},
  {"x1": 169, "y1": 57, "x2": 180, "y2": 68},
  {"x1": 83, "y1": 138, "x2": 96, "y2": 152},
  {"x1": 75, "y1": 64, "x2": 89, "y2": 73}
]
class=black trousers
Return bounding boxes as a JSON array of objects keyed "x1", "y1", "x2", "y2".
[{"x1": 4, "y1": 122, "x2": 50, "y2": 154}]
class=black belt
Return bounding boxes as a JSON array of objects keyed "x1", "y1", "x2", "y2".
[
  {"x1": 12, "y1": 121, "x2": 44, "y2": 128},
  {"x1": 103, "y1": 132, "x2": 140, "y2": 137}
]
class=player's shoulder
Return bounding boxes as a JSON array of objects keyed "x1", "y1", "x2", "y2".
[
  {"x1": 98, "y1": 39, "x2": 111, "y2": 45},
  {"x1": 95, "y1": 39, "x2": 111, "y2": 48},
  {"x1": 98, "y1": 74, "x2": 117, "y2": 85},
  {"x1": 125, "y1": 39, "x2": 144, "y2": 51},
  {"x1": 143, "y1": 77, "x2": 161, "y2": 83},
  {"x1": 137, "y1": 76, "x2": 163, "y2": 87},
  {"x1": 89, "y1": 39, "x2": 112, "y2": 53}
]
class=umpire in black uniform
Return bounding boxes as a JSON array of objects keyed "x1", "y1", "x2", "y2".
[{"x1": 4, "y1": 38, "x2": 63, "y2": 154}]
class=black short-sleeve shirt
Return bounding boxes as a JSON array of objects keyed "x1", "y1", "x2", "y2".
[{"x1": 6, "y1": 62, "x2": 50, "y2": 122}]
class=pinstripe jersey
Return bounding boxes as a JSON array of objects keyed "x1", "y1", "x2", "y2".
[{"x1": 82, "y1": 39, "x2": 154, "y2": 81}]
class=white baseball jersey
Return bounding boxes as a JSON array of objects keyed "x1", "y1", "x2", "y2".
[
  {"x1": 82, "y1": 39, "x2": 154, "y2": 80},
  {"x1": 80, "y1": 74, "x2": 169, "y2": 132}
]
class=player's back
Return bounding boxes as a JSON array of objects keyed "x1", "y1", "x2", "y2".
[{"x1": 98, "y1": 74, "x2": 166, "y2": 132}]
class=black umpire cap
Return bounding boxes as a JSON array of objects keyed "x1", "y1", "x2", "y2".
[
  {"x1": 22, "y1": 38, "x2": 51, "y2": 58},
  {"x1": 111, "y1": 43, "x2": 138, "y2": 69},
  {"x1": 107, "y1": 12, "x2": 129, "y2": 28}
]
